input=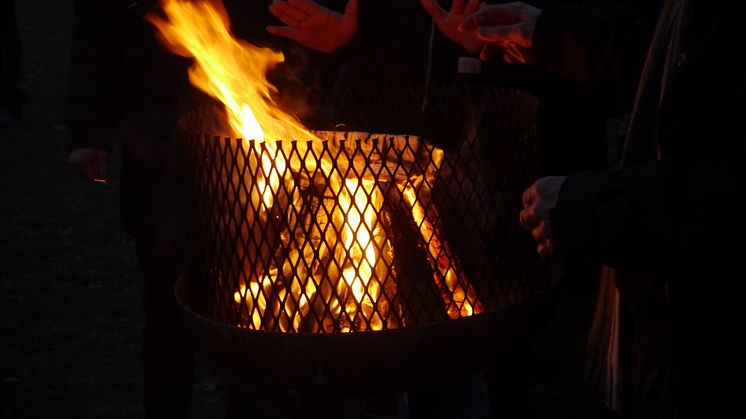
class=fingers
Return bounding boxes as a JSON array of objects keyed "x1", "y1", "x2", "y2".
[
  {"x1": 520, "y1": 207, "x2": 555, "y2": 258},
  {"x1": 265, "y1": 25, "x2": 299, "y2": 41},
  {"x1": 519, "y1": 205, "x2": 539, "y2": 230},
  {"x1": 537, "y1": 238, "x2": 555, "y2": 258},
  {"x1": 529, "y1": 218, "x2": 549, "y2": 242},
  {"x1": 531, "y1": 221, "x2": 554, "y2": 258},
  {"x1": 269, "y1": 1, "x2": 306, "y2": 26},
  {"x1": 503, "y1": 52, "x2": 516, "y2": 64},
  {"x1": 479, "y1": 42, "x2": 500, "y2": 60},
  {"x1": 464, "y1": 0, "x2": 480, "y2": 14},
  {"x1": 520, "y1": 182, "x2": 555, "y2": 258},
  {"x1": 477, "y1": 24, "x2": 529, "y2": 47},
  {"x1": 344, "y1": 0, "x2": 358, "y2": 19},
  {"x1": 459, "y1": 4, "x2": 515, "y2": 32},
  {"x1": 479, "y1": 41, "x2": 525, "y2": 63},
  {"x1": 420, "y1": 0, "x2": 446, "y2": 19},
  {"x1": 452, "y1": 0, "x2": 465, "y2": 15},
  {"x1": 522, "y1": 184, "x2": 538, "y2": 208}
]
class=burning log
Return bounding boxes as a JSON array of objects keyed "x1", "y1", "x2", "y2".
[{"x1": 219, "y1": 132, "x2": 482, "y2": 332}]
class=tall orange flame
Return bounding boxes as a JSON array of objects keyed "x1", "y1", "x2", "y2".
[{"x1": 147, "y1": 0, "x2": 315, "y2": 143}]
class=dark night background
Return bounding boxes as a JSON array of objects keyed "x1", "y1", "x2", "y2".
[{"x1": 1, "y1": 0, "x2": 612, "y2": 417}]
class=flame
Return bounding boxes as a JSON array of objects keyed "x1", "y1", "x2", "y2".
[
  {"x1": 337, "y1": 178, "x2": 385, "y2": 331},
  {"x1": 147, "y1": 0, "x2": 315, "y2": 143},
  {"x1": 150, "y1": 0, "x2": 481, "y2": 332},
  {"x1": 148, "y1": 0, "x2": 306, "y2": 212}
]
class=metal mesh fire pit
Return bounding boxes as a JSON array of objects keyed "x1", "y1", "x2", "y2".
[{"x1": 176, "y1": 84, "x2": 557, "y2": 397}]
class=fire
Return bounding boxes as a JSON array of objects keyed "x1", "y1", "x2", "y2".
[
  {"x1": 337, "y1": 178, "x2": 386, "y2": 331},
  {"x1": 147, "y1": 0, "x2": 314, "y2": 143},
  {"x1": 401, "y1": 181, "x2": 483, "y2": 318},
  {"x1": 149, "y1": 0, "x2": 482, "y2": 332}
]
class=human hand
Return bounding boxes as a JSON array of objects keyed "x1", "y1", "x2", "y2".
[
  {"x1": 69, "y1": 147, "x2": 110, "y2": 183},
  {"x1": 519, "y1": 176, "x2": 566, "y2": 257},
  {"x1": 266, "y1": 0, "x2": 359, "y2": 54},
  {"x1": 459, "y1": 1, "x2": 541, "y2": 64},
  {"x1": 420, "y1": 0, "x2": 484, "y2": 54}
]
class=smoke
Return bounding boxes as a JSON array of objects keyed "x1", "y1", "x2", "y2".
[{"x1": 266, "y1": 44, "x2": 335, "y2": 131}]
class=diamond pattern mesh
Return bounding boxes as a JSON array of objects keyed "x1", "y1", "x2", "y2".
[{"x1": 185, "y1": 84, "x2": 550, "y2": 333}]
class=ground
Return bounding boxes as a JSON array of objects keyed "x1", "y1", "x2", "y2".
[{"x1": 1, "y1": 1, "x2": 613, "y2": 418}]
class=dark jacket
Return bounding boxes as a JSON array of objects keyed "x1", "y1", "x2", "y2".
[
  {"x1": 536, "y1": 0, "x2": 745, "y2": 416},
  {"x1": 69, "y1": 0, "x2": 194, "y2": 236}
]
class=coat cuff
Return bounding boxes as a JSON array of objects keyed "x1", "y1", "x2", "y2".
[{"x1": 550, "y1": 170, "x2": 616, "y2": 267}]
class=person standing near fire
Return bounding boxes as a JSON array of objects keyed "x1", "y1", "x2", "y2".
[
  {"x1": 67, "y1": 0, "x2": 347, "y2": 417},
  {"x1": 451, "y1": 0, "x2": 744, "y2": 417},
  {"x1": 68, "y1": 0, "x2": 202, "y2": 416}
]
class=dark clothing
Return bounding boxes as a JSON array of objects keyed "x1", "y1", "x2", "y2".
[
  {"x1": 67, "y1": 1, "x2": 337, "y2": 417},
  {"x1": 1, "y1": 0, "x2": 21, "y2": 82},
  {"x1": 136, "y1": 219, "x2": 193, "y2": 418},
  {"x1": 1, "y1": 0, "x2": 25, "y2": 125},
  {"x1": 68, "y1": 2, "x2": 195, "y2": 416},
  {"x1": 536, "y1": 0, "x2": 745, "y2": 416},
  {"x1": 331, "y1": 0, "x2": 608, "y2": 174}
]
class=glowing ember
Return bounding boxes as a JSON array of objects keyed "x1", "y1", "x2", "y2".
[{"x1": 149, "y1": 0, "x2": 482, "y2": 332}]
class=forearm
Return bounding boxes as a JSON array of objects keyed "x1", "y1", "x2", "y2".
[{"x1": 551, "y1": 148, "x2": 746, "y2": 275}]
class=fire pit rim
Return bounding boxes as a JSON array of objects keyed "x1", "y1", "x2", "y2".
[{"x1": 174, "y1": 270, "x2": 560, "y2": 393}]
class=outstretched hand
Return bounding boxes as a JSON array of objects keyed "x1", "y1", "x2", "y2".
[
  {"x1": 519, "y1": 176, "x2": 566, "y2": 258},
  {"x1": 459, "y1": 1, "x2": 541, "y2": 64},
  {"x1": 266, "y1": 0, "x2": 359, "y2": 54},
  {"x1": 420, "y1": 0, "x2": 484, "y2": 54}
]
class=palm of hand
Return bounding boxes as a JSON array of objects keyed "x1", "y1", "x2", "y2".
[
  {"x1": 435, "y1": 12, "x2": 483, "y2": 54},
  {"x1": 420, "y1": 0, "x2": 483, "y2": 54},
  {"x1": 268, "y1": 0, "x2": 358, "y2": 54},
  {"x1": 297, "y1": 11, "x2": 356, "y2": 53}
]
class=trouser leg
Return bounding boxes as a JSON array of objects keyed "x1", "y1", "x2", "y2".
[{"x1": 136, "y1": 231, "x2": 194, "y2": 419}]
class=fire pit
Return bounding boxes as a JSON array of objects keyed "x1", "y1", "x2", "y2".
[
  {"x1": 148, "y1": 1, "x2": 557, "y2": 414},
  {"x1": 176, "y1": 84, "x2": 558, "y2": 407}
]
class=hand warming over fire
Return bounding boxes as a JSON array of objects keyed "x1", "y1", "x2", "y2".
[
  {"x1": 266, "y1": 0, "x2": 359, "y2": 54},
  {"x1": 519, "y1": 176, "x2": 566, "y2": 257},
  {"x1": 458, "y1": 1, "x2": 540, "y2": 64},
  {"x1": 69, "y1": 147, "x2": 110, "y2": 183},
  {"x1": 420, "y1": 0, "x2": 484, "y2": 54}
]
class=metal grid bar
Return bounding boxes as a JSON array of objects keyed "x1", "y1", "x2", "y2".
[{"x1": 185, "y1": 84, "x2": 550, "y2": 333}]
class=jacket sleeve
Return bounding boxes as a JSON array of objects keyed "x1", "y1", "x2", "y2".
[
  {"x1": 548, "y1": 6, "x2": 746, "y2": 273},
  {"x1": 67, "y1": 0, "x2": 132, "y2": 151},
  {"x1": 531, "y1": 2, "x2": 657, "y2": 114},
  {"x1": 550, "y1": 77, "x2": 746, "y2": 274}
]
